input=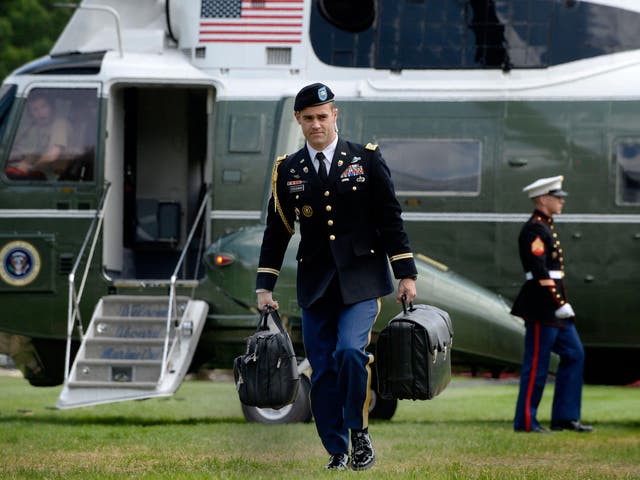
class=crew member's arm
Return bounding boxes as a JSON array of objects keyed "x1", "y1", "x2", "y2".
[
  {"x1": 367, "y1": 144, "x2": 418, "y2": 303},
  {"x1": 256, "y1": 156, "x2": 295, "y2": 309},
  {"x1": 33, "y1": 118, "x2": 70, "y2": 173}
]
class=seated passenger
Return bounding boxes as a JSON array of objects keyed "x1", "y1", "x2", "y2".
[{"x1": 6, "y1": 92, "x2": 71, "y2": 180}]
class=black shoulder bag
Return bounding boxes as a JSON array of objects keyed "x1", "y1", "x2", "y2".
[{"x1": 233, "y1": 306, "x2": 300, "y2": 409}]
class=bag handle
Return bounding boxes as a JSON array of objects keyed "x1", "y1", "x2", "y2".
[
  {"x1": 259, "y1": 305, "x2": 286, "y2": 334},
  {"x1": 401, "y1": 294, "x2": 415, "y2": 315}
]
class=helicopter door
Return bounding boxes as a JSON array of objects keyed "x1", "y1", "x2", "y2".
[{"x1": 104, "y1": 85, "x2": 210, "y2": 280}]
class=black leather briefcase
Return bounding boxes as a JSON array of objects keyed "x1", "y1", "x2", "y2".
[
  {"x1": 376, "y1": 300, "x2": 453, "y2": 400},
  {"x1": 233, "y1": 306, "x2": 300, "y2": 409}
]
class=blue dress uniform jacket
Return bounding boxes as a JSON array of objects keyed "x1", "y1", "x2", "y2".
[
  {"x1": 256, "y1": 138, "x2": 417, "y2": 307},
  {"x1": 511, "y1": 210, "x2": 569, "y2": 324}
]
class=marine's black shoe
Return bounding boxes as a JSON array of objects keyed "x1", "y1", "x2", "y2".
[
  {"x1": 350, "y1": 430, "x2": 376, "y2": 471},
  {"x1": 551, "y1": 420, "x2": 594, "y2": 433},
  {"x1": 531, "y1": 426, "x2": 551, "y2": 434},
  {"x1": 325, "y1": 453, "x2": 349, "y2": 470},
  {"x1": 515, "y1": 426, "x2": 551, "y2": 434}
]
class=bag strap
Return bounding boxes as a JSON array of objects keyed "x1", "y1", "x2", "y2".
[{"x1": 258, "y1": 306, "x2": 287, "y2": 334}]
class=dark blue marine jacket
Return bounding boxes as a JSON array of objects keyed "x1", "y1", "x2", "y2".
[{"x1": 511, "y1": 210, "x2": 571, "y2": 324}]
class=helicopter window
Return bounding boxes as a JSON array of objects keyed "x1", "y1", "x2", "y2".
[
  {"x1": 4, "y1": 88, "x2": 97, "y2": 183},
  {"x1": 310, "y1": 0, "x2": 640, "y2": 69},
  {"x1": 616, "y1": 140, "x2": 640, "y2": 205},
  {"x1": 378, "y1": 138, "x2": 481, "y2": 196},
  {"x1": 317, "y1": 0, "x2": 376, "y2": 33}
]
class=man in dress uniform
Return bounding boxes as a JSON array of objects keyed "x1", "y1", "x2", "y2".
[
  {"x1": 256, "y1": 83, "x2": 418, "y2": 470},
  {"x1": 512, "y1": 175, "x2": 593, "y2": 434}
]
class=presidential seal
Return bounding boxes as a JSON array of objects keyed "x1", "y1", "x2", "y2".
[{"x1": 0, "y1": 241, "x2": 41, "y2": 287}]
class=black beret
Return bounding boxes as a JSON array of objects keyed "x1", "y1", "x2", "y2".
[{"x1": 294, "y1": 83, "x2": 335, "y2": 111}]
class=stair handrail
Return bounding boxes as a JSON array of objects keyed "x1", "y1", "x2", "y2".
[
  {"x1": 160, "y1": 184, "x2": 212, "y2": 381},
  {"x1": 63, "y1": 181, "x2": 112, "y2": 383}
]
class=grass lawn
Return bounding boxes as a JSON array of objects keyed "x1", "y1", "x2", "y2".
[{"x1": 0, "y1": 373, "x2": 638, "y2": 479}]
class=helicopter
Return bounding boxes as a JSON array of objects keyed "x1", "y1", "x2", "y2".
[{"x1": 0, "y1": 0, "x2": 638, "y2": 423}]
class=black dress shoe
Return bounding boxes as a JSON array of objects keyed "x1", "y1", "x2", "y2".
[
  {"x1": 532, "y1": 426, "x2": 551, "y2": 434},
  {"x1": 325, "y1": 453, "x2": 349, "y2": 470},
  {"x1": 515, "y1": 426, "x2": 550, "y2": 433},
  {"x1": 351, "y1": 430, "x2": 376, "y2": 471},
  {"x1": 551, "y1": 420, "x2": 594, "y2": 432}
]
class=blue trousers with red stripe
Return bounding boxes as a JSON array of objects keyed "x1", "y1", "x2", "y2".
[
  {"x1": 302, "y1": 297, "x2": 380, "y2": 455},
  {"x1": 514, "y1": 320, "x2": 585, "y2": 431}
]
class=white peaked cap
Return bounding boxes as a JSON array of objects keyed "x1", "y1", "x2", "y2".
[{"x1": 522, "y1": 175, "x2": 568, "y2": 198}]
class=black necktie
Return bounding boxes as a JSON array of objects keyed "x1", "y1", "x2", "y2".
[{"x1": 316, "y1": 152, "x2": 328, "y2": 183}]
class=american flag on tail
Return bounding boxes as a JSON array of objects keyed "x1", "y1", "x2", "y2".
[{"x1": 199, "y1": 0, "x2": 304, "y2": 44}]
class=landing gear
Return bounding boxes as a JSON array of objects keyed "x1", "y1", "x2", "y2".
[
  {"x1": 368, "y1": 387, "x2": 398, "y2": 420},
  {"x1": 241, "y1": 374, "x2": 312, "y2": 424}
]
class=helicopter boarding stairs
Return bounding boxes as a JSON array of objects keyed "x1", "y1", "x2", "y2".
[
  {"x1": 57, "y1": 295, "x2": 207, "y2": 408},
  {"x1": 57, "y1": 184, "x2": 210, "y2": 409}
]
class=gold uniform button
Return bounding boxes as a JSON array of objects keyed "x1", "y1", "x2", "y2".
[
  {"x1": 352, "y1": 186, "x2": 357, "y2": 191},
  {"x1": 370, "y1": 249, "x2": 375, "y2": 254},
  {"x1": 327, "y1": 220, "x2": 334, "y2": 226},
  {"x1": 326, "y1": 205, "x2": 332, "y2": 212},
  {"x1": 329, "y1": 235, "x2": 336, "y2": 241},
  {"x1": 553, "y1": 233, "x2": 558, "y2": 238},
  {"x1": 324, "y1": 190, "x2": 330, "y2": 197}
]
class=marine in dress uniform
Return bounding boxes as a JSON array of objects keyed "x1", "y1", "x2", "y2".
[
  {"x1": 256, "y1": 83, "x2": 418, "y2": 470},
  {"x1": 512, "y1": 176, "x2": 593, "y2": 434}
]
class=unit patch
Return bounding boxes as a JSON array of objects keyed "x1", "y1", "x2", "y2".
[
  {"x1": 0, "y1": 240, "x2": 41, "y2": 286},
  {"x1": 531, "y1": 236, "x2": 545, "y2": 256}
]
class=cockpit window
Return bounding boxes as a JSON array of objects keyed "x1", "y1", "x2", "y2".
[
  {"x1": 377, "y1": 138, "x2": 482, "y2": 196},
  {"x1": 4, "y1": 87, "x2": 98, "y2": 183},
  {"x1": 616, "y1": 140, "x2": 640, "y2": 205}
]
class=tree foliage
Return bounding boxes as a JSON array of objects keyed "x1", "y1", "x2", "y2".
[{"x1": 0, "y1": 0, "x2": 73, "y2": 81}]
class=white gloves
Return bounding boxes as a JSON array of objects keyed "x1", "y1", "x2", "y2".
[{"x1": 555, "y1": 303, "x2": 575, "y2": 319}]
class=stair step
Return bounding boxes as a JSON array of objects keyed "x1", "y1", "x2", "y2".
[
  {"x1": 83, "y1": 338, "x2": 166, "y2": 361},
  {"x1": 78, "y1": 358, "x2": 163, "y2": 366},
  {"x1": 101, "y1": 296, "x2": 189, "y2": 318},
  {"x1": 85, "y1": 337, "x2": 166, "y2": 344},
  {"x1": 67, "y1": 381, "x2": 159, "y2": 389},
  {"x1": 97, "y1": 315, "x2": 170, "y2": 322},
  {"x1": 73, "y1": 361, "x2": 162, "y2": 383},
  {"x1": 91, "y1": 317, "x2": 171, "y2": 339}
]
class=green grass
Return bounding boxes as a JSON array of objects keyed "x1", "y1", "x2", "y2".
[{"x1": 0, "y1": 374, "x2": 638, "y2": 479}]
